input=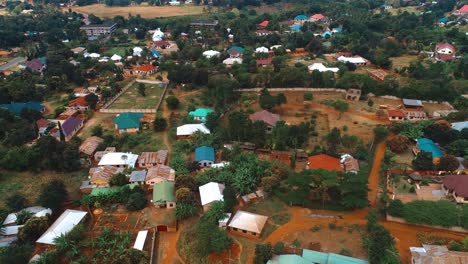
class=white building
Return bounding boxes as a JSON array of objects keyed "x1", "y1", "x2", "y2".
[
  {"x1": 152, "y1": 28, "x2": 165, "y2": 41},
  {"x1": 199, "y1": 182, "x2": 225, "y2": 212},
  {"x1": 176, "y1": 124, "x2": 210, "y2": 138},
  {"x1": 255, "y1": 46, "x2": 269, "y2": 53},
  {"x1": 97, "y1": 152, "x2": 139, "y2": 168},
  {"x1": 223, "y1": 58, "x2": 243, "y2": 66},
  {"x1": 308, "y1": 63, "x2": 339, "y2": 73},
  {"x1": 36, "y1": 210, "x2": 87, "y2": 245},
  {"x1": 202, "y1": 50, "x2": 221, "y2": 59},
  {"x1": 337, "y1": 55, "x2": 367, "y2": 66}
]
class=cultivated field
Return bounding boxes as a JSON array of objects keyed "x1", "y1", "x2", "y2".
[{"x1": 72, "y1": 4, "x2": 206, "y2": 18}]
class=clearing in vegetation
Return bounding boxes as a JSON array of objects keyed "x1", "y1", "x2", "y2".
[
  {"x1": 110, "y1": 83, "x2": 163, "y2": 109},
  {"x1": 72, "y1": 4, "x2": 206, "y2": 19}
]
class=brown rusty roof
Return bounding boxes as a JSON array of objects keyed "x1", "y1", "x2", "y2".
[
  {"x1": 89, "y1": 166, "x2": 123, "y2": 183},
  {"x1": 146, "y1": 165, "x2": 175, "y2": 182},
  {"x1": 137, "y1": 150, "x2": 168, "y2": 165},
  {"x1": 80, "y1": 136, "x2": 104, "y2": 156},
  {"x1": 249, "y1": 110, "x2": 280, "y2": 127},
  {"x1": 342, "y1": 156, "x2": 360, "y2": 172}
]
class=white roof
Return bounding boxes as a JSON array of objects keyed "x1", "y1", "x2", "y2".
[
  {"x1": 203, "y1": 50, "x2": 220, "y2": 58},
  {"x1": 199, "y1": 182, "x2": 225, "y2": 206},
  {"x1": 98, "y1": 152, "x2": 138, "y2": 168},
  {"x1": 133, "y1": 47, "x2": 143, "y2": 56},
  {"x1": 227, "y1": 210, "x2": 268, "y2": 233},
  {"x1": 223, "y1": 58, "x2": 243, "y2": 65},
  {"x1": 36, "y1": 209, "x2": 87, "y2": 245},
  {"x1": 176, "y1": 124, "x2": 210, "y2": 136},
  {"x1": 133, "y1": 230, "x2": 148, "y2": 251},
  {"x1": 308, "y1": 63, "x2": 340, "y2": 73},
  {"x1": 98, "y1": 58, "x2": 108, "y2": 62},
  {"x1": 89, "y1": 53, "x2": 100, "y2": 58},
  {"x1": 3, "y1": 207, "x2": 52, "y2": 225},
  {"x1": 270, "y1": 45, "x2": 282, "y2": 50},
  {"x1": 255, "y1": 46, "x2": 269, "y2": 53},
  {"x1": 452, "y1": 121, "x2": 468, "y2": 131},
  {"x1": 111, "y1": 54, "x2": 122, "y2": 61},
  {"x1": 211, "y1": 162, "x2": 230, "y2": 168},
  {"x1": 337, "y1": 56, "x2": 366, "y2": 64},
  {"x1": 3, "y1": 225, "x2": 23, "y2": 236},
  {"x1": 152, "y1": 28, "x2": 164, "y2": 41}
]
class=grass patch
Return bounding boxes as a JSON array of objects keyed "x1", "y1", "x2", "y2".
[
  {"x1": 0, "y1": 170, "x2": 86, "y2": 207},
  {"x1": 235, "y1": 236, "x2": 256, "y2": 264},
  {"x1": 243, "y1": 197, "x2": 287, "y2": 216},
  {"x1": 102, "y1": 47, "x2": 128, "y2": 57},
  {"x1": 72, "y1": 4, "x2": 206, "y2": 19},
  {"x1": 118, "y1": 131, "x2": 165, "y2": 153},
  {"x1": 110, "y1": 83, "x2": 163, "y2": 109}
]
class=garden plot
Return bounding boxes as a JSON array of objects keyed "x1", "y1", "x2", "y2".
[{"x1": 109, "y1": 83, "x2": 163, "y2": 109}]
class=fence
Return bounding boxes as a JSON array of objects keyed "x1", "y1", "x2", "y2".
[
  {"x1": 100, "y1": 108, "x2": 157, "y2": 113},
  {"x1": 235, "y1": 88, "x2": 347, "y2": 93}
]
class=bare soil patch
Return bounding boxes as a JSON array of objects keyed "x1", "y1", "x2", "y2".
[{"x1": 207, "y1": 241, "x2": 241, "y2": 263}]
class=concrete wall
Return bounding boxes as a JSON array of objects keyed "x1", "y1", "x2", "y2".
[{"x1": 386, "y1": 214, "x2": 468, "y2": 233}]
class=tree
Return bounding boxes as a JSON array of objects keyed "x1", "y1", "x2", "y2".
[
  {"x1": 6, "y1": 193, "x2": 27, "y2": 212},
  {"x1": 126, "y1": 192, "x2": 147, "y2": 211},
  {"x1": 260, "y1": 176, "x2": 280, "y2": 193},
  {"x1": 311, "y1": 169, "x2": 339, "y2": 207},
  {"x1": 91, "y1": 125, "x2": 103, "y2": 137},
  {"x1": 387, "y1": 135, "x2": 411, "y2": 153},
  {"x1": 0, "y1": 243, "x2": 34, "y2": 264},
  {"x1": 367, "y1": 99, "x2": 374, "y2": 107},
  {"x1": 259, "y1": 88, "x2": 277, "y2": 110},
  {"x1": 438, "y1": 154, "x2": 459, "y2": 171},
  {"x1": 175, "y1": 188, "x2": 196, "y2": 204},
  {"x1": 153, "y1": 116, "x2": 167, "y2": 131},
  {"x1": 175, "y1": 175, "x2": 198, "y2": 192},
  {"x1": 115, "y1": 248, "x2": 149, "y2": 264},
  {"x1": 254, "y1": 243, "x2": 272, "y2": 264},
  {"x1": 222, "y1": 184, "x2": 238, "y2": 213},
  {"x1": 165, "y1": 96, "x2": 180, "y2": 110},
  {"x1": 85, "y1": 93, "x2": 99, "y2": 110},
  {"x1": 326, "y1": 127, "x2": 341, "y2": 154},
  {"x1": 387, "y1": 199, "x2": 404, "y2": 217},
  {"x1": 205, "y1": 111, "x2": 220, "y2": 131},
  {"x1": 109, "y1": 173, "x2": 129, "y2": 186},
  {"x1": 18, "y1": 216, "x2": 50, "y2": 243},
  {"x1": 412, "y1": 151, "x2": 434, "y2": 171},
  {"x1": 175, "y1": 202, "x2": 198, "y2": 220},
  {"x1": 137, "y1": 83, "x2": 146, "y2": 97},
  {"x1": 15, "y1": 210, "x2": 34, "y2": 225},
  {"x1": 364, "y1": 211, "x2": 400, "y2": 264},
  {"x1": 373, "y1": 125, "x2": 389, "y2": 143},
  {"x1": 37, "y1": 180, "x2": 68, "y2": 211},
  {"x1": 331, "y1": 100, "x2": 349, "y2": 119}
]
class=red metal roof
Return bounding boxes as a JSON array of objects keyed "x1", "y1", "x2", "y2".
[
  {"x1": 308, "y1": 154, "x2": 342, "y2": 171},
  {"x1": 256, "y1": 58, "x2": 272, "y2": 66},
  {"x1": 387, "y1": 109, "x2": 406, "y2": 118},
  {"x1": 459, "y1": 4, "x2": 468, "y2": 12},
  {"x1": 311, "y1": 14, "x2": 325, "y2": 20},
  {"x1": 443, "y1": 175, "x2": 468, "y2": 198},
  {"x1": 68, "y1": 96, "x2": 88, "y2": 107},
  {"x1": 258, "y1": 20, "x2": 269, "y2": 27}
]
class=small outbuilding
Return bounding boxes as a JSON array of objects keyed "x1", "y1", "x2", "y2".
[
  {"x1": 195, "y1": 146, "x2": 215, "y2": 167},
  {"x1": 152, "y1": 181, "x2": 176, "y2": 208},
  {"x1": 227, "y1": 210, "x2": 268, "y2": 238},
  {"x1": 199, "y1": 182, "x2": 225, "y2": 212}
]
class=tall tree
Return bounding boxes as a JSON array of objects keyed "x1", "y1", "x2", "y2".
[{"x1": 37, "y1": 180, "x2": 68, "y2": 211}]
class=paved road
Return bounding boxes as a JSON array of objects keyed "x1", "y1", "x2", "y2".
[{"x1": 0, "y1": 57, "x2": 26, "y2": 71}]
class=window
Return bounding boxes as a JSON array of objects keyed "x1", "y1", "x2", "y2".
[
  {"x1": 252, "y1": 232, "x2": 257, "y2": 236},
  {"x1": 242, "y1": 230, "x2": 247, "y2": 233},
  {"x1": 233, "y1": 228, "x2": 238, "y2": 231}
]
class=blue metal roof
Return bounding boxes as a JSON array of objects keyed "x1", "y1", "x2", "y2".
[
  {"x1": 195, "y1": 146, "x2": 215, "y2": 162},
  {"x1": 291, "y1": 25, "x2": 302, "y2": 31},
  {"x1": 0, "y1": 102, "x2": 45, "y2": 115},
  {"x1": 294, "y1": 15, "x2": 308, "y2": 20}
]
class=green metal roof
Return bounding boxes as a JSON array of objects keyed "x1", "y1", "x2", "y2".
[
  {"x1": 302, "y1": 249, "x2": 368, "y2": 264},
  {"x1": 113, "y1": 112, "x2": 143, "y2": 130},
  {"x1": 152, "y1": 181, "x2": 175, "y2": 204},
  {"x1": 227, "y1": 46, "x2": 245, "y2": 54},
  {"x1": 189, "y1": 108, "x2": 213, "y2": 118},
  {"x1": 267, "y1": 254, "x2": 309, "y2": 264},
  {"x1": 195, "y1": 146, "x2": 215, "y2": 162},
  {"x1": 90, "y1": 187, "x2": 120, "y2": 196}
]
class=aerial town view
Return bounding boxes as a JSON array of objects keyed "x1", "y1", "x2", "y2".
[{"x1": 0, "y1": 0, "x2": 467, "y2": 263}]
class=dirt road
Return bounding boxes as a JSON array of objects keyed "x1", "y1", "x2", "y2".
[{"x1": 368, "y1": 141, "x2": 386, "y2": 208}]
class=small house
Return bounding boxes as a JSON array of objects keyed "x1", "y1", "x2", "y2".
[
  {"x1": 452, "y1": 121, "x2": 468, "y2": 131},
  {"x1": 176, "y1": 124, "x2": 210, "y2": 139},
  {"x1": 387, "y1": 109, "x2": 406, "y2": 121},
  {"x1": 227, "y1": 210, "x2": 268, "y2": 238},
  {"x1": 36, "y1": 119, "x2": 52, "y2": 137},
  {"x1": 256, "y1": 29, "x2": 272, "y2": 36},
  {"x1": 154, "y1": 40, "x2": 172, "y2": 49},
  {"x1": 152, "y1": 181, "x2": 176, "y2": 208},
  {"x1": 435, "y1": 42, "x2": 456, "y2": 62},
  {"x1": 442, "y1": 175, "x2": 468, "y2": 204},
  {"x1": 134, "y1": 64, "x2": 157, "y2": 75},
  {"x1": 89, "y1": 166, "x2": 124, "y2": 186},
  {"x1": 202, "y1": 50, "x2": 220, "y2": 59},
  {"x1": 113, "y1": 112, "x2": 143, "y2": 134},
  {"x1": 256, "y1": 58, "x2": 273, "y2": 67},
  {"x1": 129, "y1": 170, "x2": 147, "y2": 185},
  {"x1": 307, "y1": 154, "x2": 342, "y2": 171},
  {"x1": 404, "y1": 110, "x2": 427, "y2": 121},
  {"x1": 145, "y1": 165, "x2": 175, "y2": 185},
  {"x1": 340, "y1": 154, "x2": 360, "y2": 174},
  {"x1": 223, "y1": 58, "x2": 243, "y2": 66},
  {"x1": 453, "y1": 4, "x2": 468, "y2": 16},
  {"x1": 195, "y1": 146, "x2": 215, "y2": 167},
  {"x1": 258, "y1": 20, "x2": 269, "y2": 28},
  {"x1": 137, "y1": 150, "x2": 169, "y2": 168},
  {"x1": 98, "y1": 152, "x2": 139, "y2": 168},
  {"x1": 188, "y1": 108, "x2": 214, "y2": 122},
  {"x1": 249, "y1": 110, "x2": 280, "y2": 133},
  {"x1": 310, "y1": 13, "x2": 328, "y2": 23},
  {"x1": 36, "y1": 209, "x2": 87, "y2": 245},
  {"x1": 294, "y1": 15, "x2": 309, "y2": 24},
  {"x1": 346, "y1": 89, "x2": 361, "y2": 101},
  {"x1": 79, "y1": 136, "x2": 104, "y2": 157},
  {"x1": 199, "y1": 182, "x2": 225, "y2": 212},
  {"x1": 133, "y1": 230, "x2": 148, "y2": 251},
  {"x1": 403, "y1": 99, "x2": 423, "y2": 109},
  {"x1": 67, "y1": 96, "x2": 89, "y2": 111}
]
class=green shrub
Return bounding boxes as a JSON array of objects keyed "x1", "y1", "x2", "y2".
[
  {"x1": 274, "y1": 242, "x2": 285, "y2": 255},
  {"x1": 304, "y1": 92, "x2": 313, "y2": 100},
  {"x1": 339, "y1": 248, "x2": 352, "y2": 257},
  {"x1": 387, "y1": 199, "x2": 404, "y2": 217},
  {"x1": 328, "y1": 223, "x2": 337, "y2": 230}
]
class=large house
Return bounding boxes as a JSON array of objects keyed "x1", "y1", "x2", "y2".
[
  {"x1": 145, "y1": 165, "x2": 175, "y2": 185},
  {"x1": 176, "y1": 124, "x2": 210, "y2": 139},
  {"x1": 388, "y1": 109, "x2": 406, "y2": 121},
  {"x1": 435, "y1": 42, "x2": 456, "y2": 62},
  {"x1": 36, "y1": 210, "x2": 87, "y2": 245},
  {"x1": 137, "y1": 150, "x2": 169, "y2": 168},
  {"x1": 410, "y1": 245, "x2": 468, "y2": 263},
  {"x1": 152, "y1": 181, "x2": 176, "y2": 208},
  {"x1": 307, "y1": 154, "x2": 342, "y2": 171},
  {"x1": 189, "y1": 108, "x2": 214, "y2": 122},
  {"x1": 80, "y1": 21, "x2": 117, "y2": 37},
  {"x1": 113, "y1": 112, "x2": 143, "y2": 134},
  {"x1": 98, "y1": 152, "x2": 139, "y2": 168},
  {"x1": 199, "y1": 182, "x2": 225, "y2": 212},
  {"x1": 53, "y1": 116, "x2": 84, "y2": 141},
  {"x1": 308, "y1": 63, "x2": 339, "y2": 73},
  {"x1": 442, "y1": 175, "x2": 468, "y2": 204},
  {"x1": 337, "y1": 55, "x2": 368, "y2": 66},
  {"x1": 227, "y1": 210, "x2": 268, "y2": 238},
  {"x1": 249, "y1": 110, "x2": 280, "y2": 133},
  {"x1": 195, "y1": 146, "x2": 215, "y2": 167},
  {"x1": 67, "y1": 96, "x2": 89, "y2": 111}
]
